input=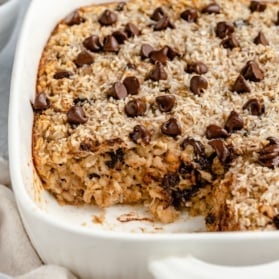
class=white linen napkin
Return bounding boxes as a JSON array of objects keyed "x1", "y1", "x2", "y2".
[{"x1": 0, "y1": 159, "x2": 78, "y2": 279}]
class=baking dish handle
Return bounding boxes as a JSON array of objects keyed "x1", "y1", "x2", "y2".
[{"x1": 149, "y1": 256, "x2": 279, "y2": 279}]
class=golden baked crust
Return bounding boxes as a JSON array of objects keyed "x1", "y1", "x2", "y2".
[{"x1": 33, "y1": 0, "x2": 279, "y2": 230}]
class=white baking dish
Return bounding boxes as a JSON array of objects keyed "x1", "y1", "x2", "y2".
[{"x1": 8, "y1": 0, "x2": 279, "y2": 278}]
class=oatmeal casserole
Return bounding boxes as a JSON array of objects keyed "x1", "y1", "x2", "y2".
[{"x1": 32, "y1": 0, "x2": 279, "y2": 231}]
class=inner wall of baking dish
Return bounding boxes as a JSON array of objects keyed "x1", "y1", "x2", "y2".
[{"x1": 14, "y1": 0, "x2": 205, "y2": 234}]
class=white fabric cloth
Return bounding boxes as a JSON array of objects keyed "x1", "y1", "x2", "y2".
[{"x1": 0, "y1": 163, "x2": 78, "y2": 279}]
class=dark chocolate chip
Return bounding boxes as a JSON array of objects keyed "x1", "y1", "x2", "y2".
[
  {"x1": 64, "y1": 10, "x2": 85, "y2": 26},
  {"x1": 155, "y1": 95, "x2": 176, "y2": 112},
  {"x1": 129, "y1": 125, "x2": 151, "y2": 144},
  {"x1": 225, "y1": 111, "x2": 244, "y2": 133},
  {"x1": 241, "y1": 60, "x2": 264, "y2": 82},
  {"x1": 276, "y1": 11, "x2": 279, "y2": 26},
  {"x1": 123, "y1": 76, "x2": 140, "y2": 95},
  {"x1": 67, "y1": 106, "x2": 87, "y2": 124},
  {"x1": 186, "y1": 62, "x2": 208, "y2": 75},
  {"x1": 125, "y1": 99, "x2": 146, "y2": 117},
  {"x1": 206, "y1": 124, "x2": 229, "y2": 139},
  {"x1": 75, "y1": 51, "x2": 94, "y2": 67},
  {"x1": 190, "y1": 75, "x2": 208, "y2": 96},
  {"x1": 209, "y1": 139, "x2": 230, "y2": 163},
  {"x1": 161, "y1": 118, "x2": 182, "y2": 137},
  {"x1": 33, "y1": 93, "x2": 50, "y2": 111},
  {"x1": 258, "y1": 137, "x2": 279, "y2": 168},
  {"x1": 73, "y1": 97, "x2": 89, "y2": 106},
  {"x1": 181, "y1": 137, "x2": 206, "y2": 157},
  {"x1": 243, "y1": 98, "x2": 265, "y2": 116},
  {"x1": 115, "y1": 1, "x2": 126, "y2": 11},
  {"x1": 250, "y1": 1, "x2": 267, "y2": 12},
  {"x1": 53, "y1": 70, "x2": 72, "y2": 80},
  {"x1": 215, "y1": 21, "x2": 235, "y2": 39},
  {"x1": 150, "y1": 62, "x2": 168, "y2": 81},
  {"x1": 98, "y1": 9, "x2": 117, "y2": 26},
  {"x1": 202, "y1": 3, "x2": 221, "y2": 14},
  {"x1": 205, "y1": 213, "x2": 216, "y2": 225},
  {"x1": 83, "y1": 35, "x2": 102, "y2": 52},
  {"x1": 165, "y1": 46, "x2": 179, "y2": 60},
  {"x1": 232, "y1": 75, "x2": 251, "y2": 93},
  {"x1": 109, "y1": 82, "x2": 128, "y2": 99},
  {"x1": 125, "y1": 23, "x2": 140, "y2": 37},
  {"x1": 141, "y1": 44, "x2": 154, "y2": 59},
  {"x1": 150, "y1": 47, "x2": 169, "y2": 64},
  {"x1": 181, "y1": 8, "x2": 198, "y2": 22},
  {"x1": 221, "y1": 34, "x2": 240, "y2": 49},
  {"x1": 106, "y1": 148, "x2": 124, "y2": 169},
  {"x1": 154, "y1": 16, "x2": 175, "y2": 31},
  {"x1": 127, "y1": 63, "x2": 136, "y2": 69},
  {"x1": 162, "y1": 172, "x2": 180, "y2": 188},
  {"x1": 112, "y1": 30, "x2": 128, "y2": 44},
  {"x1": 273, "y1": 214, "x2": 279, "y2": 229},
  {"x1": 151, "y1": 7, "x2": 166, "y2": 21},
  {"x1": 254, "y1": 31, "x2": 269, "y2": 46},
  {"x1": 103, "y1": 35, "x2": 120, "y2": 52}
]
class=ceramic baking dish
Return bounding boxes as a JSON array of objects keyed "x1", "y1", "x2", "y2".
[{"x1": 8, "y1": 0, "x2": 279, "y2": 278}]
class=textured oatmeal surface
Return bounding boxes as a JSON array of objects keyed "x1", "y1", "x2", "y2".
[{"x1": 33, "y1": 0, "x2": 279, "y2": 230}]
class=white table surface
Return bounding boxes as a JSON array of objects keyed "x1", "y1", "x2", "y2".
[{"x1": 0, "y1": 0, "x2": 30, "y2": 159}]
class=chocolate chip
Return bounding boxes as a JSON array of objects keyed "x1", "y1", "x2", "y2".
[
  {"x1": 67, "y1": 106, "x2": 87, "y2": 124},
  {"x1": 258, "y1": 137, "x2": 279, "y2": 168},
  {"x1": 162, "y1": 172, "x2": 180, "y2": 188},
  {"x1": 215, "y1": 21, "x2": 235, "y2": 39},
  {"x1": 276, "y1": 11, "x2": 279, "y2": 26},
  {"x1": 75, "y1": 51, "x2": 94, "y2": 67},
  {"x1": 115, "y1": 2, "x2": 126, "y2": 11},
  {"x1": 125, "y1": 23, "x2": 140, "y2": 37},
  {"x1": 126, "y1": 63, "x2": 135, "y2": 70},
  {"x1": 273, "y1": 215, "x2": 279, "y2": 229},
  {"x1": 125, "y1": 99, "x2": 146, "y2": 117},
  {"x1": 73, "y1": 97, "x2": 89, "y2": 106},
  {"x1": 202, "y1": 3, "x2": 221, "y2": 14},
  {"x1": 64, "y1": 10, "x2": 85, "y2": 26},
  {"x1": 129, "y1": 125, "x2": 151, "y2": 144},
  {"x1": 181, "y1": 8, "x2": 198, "y2": 22},
  {"x1": 112, "y1": 30, "x2": 128, "y2": 44},
  {"x1": 98, "y1": 9, "x2": 117, "y2": 26},
  {"x1": 33, "y1": 93, "x2": 50, "y2": 111},
  {"x1": 103, "y1": 35, "x2": 120, "y2": 52},
  {"x1": 186, "y1": 62, "x2": 208, "y2": 75},
  {"x1": 150, "y1": 47, "x2": 169, "y2": 64},
  {"x1": 221, "y1": 34, "x2": 240, "y2": 49},
  {"x1": 165, "y1": 46, "x2": 179, "y2": 60},
  {"x1": 206, "y1": 124, "x2": 229, "y2": 139},
  {"x1": 254, "y1": 31, "x2": 269, "y2": 46},
  {"x1": 53, "y1": 70, "x2": 72, "y2": 79},
  {"x1": 154, "y1": 16, "x2": 175, "y2": 31},
  {"x1": 250, "y1": 1, "x2": 267, "y2": 12},
  {"x1": 190, "y1": 75, "x2": 208, "y2": 96},
  {"x1": 205, "y1": 213, "x2": 216, "y2": 225},
  {"x1": 225, "y1": 111, "x2": 244, "y2": 133},
  {"x1": 161, "y1": 118, "x2": 182, "y2": 137},
  {"x1": 181, "y1": 137, "x2": 206, "y2": 156},
  {"x1": 209, "y1": 139, "x2": 230, "y2": 163},
  {"x1": 141, "y1": 44, "x2": 154, "y2": 59},
  {"x1": 243, "y1": 98, "x2": 265, "y2": 116},
  {"x1": 83, "y1": 35, "x2": 102, "y2": 52},
  {"x1": 151, "y1": 7, "x2": 166, "y2": 21},
  {"x1": 109, "y1": 82, "x2": 128, "y2": 99},
  {"x1": 156, "y1": 95, "x2": 176, "y2": 112},
  {"x1": 123, "y1": 76, "x2": 140, "y2": 95},
  {"x1": 150, "y1": 62, "x2": 168, "y2": 81},
  {"x1": 232, "y1": 75, "x2": 251, "y2": 93},
  {"x1": 106, "y1": 148, "x2": 124, "y2": 169},
  {"x1": 241, "y1": 60, "x2": 264, "y2": 82}
]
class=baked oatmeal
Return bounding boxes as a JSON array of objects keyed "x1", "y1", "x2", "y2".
[{"x1": 33, "y1": 0, "x2": 279, "y2": 231}]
